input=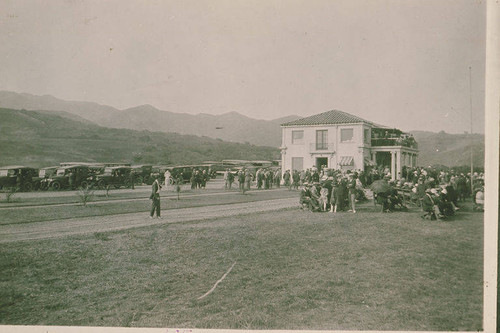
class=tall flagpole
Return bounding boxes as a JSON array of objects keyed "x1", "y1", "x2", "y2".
[{"x1": 469, "y1": 66, "x2": 473, "y2": 196}]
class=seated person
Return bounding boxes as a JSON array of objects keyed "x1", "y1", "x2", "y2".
[
  {"x1": 376, "y1": 191, "x2": 391, "y2": 212},
  {"x1": 438, "y1": 189, "x2": 455, "y2": 217},
  {"x1": 388, "y1": 188, "x2": 408, "y2": 211},
  {"x1": 421, "y1": 188, "x2": 445, "y2": 220},
  {"x1": 309, "y1": 182, "x2": 321, "y2": 211},
  {"x1": 299, "y1": 183, "x2": 319, "y2": 212}
]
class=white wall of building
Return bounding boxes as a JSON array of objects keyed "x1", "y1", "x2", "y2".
[{"x1": 281, "y1": 123, "x2": 371, "y2": 173}]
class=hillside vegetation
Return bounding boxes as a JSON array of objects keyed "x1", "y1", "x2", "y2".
[
  {"x1": 0, "y1": 108, "x2": 279, "y2": 168},
  {"x1": 410, "y1": 131, "x2": 484, "y2": 168}
]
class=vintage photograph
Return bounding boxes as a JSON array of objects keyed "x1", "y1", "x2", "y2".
[{"x1": 0, "y1": 0, "x2": 494, "y2": 332}]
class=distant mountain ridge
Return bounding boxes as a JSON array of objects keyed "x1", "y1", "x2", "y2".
[
  {"x1": 0, "y1": 91, "x2": 485, "y2": 167},
  {"x1": 0, "y1": 91, "x2": 120, "y2": 124},
  {"x1": 0, "y1": 91, "x2": 300, "y2": 147}
]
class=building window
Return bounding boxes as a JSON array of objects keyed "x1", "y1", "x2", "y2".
[
  {"x1": 341, "y1": 128, "x2": 354, "y2": 142},
  {"x1": 291, "y1": 157, "x2": 304, "y2": 171},
  {"x1": 364, "y1": 129, "x2": 370, "y2": 143},
  {"x1": 316, "y1": 130, "x2": 328, "y2": 150},
  {"x1": 291, "y1": 130, "x2": 304, "y2": 144}
]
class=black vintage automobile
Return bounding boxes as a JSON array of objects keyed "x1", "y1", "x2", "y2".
[
  {"x1": 34, "y1": 166, "x2": 58, "y2": 191},
  {"x1": 0, "y1": 166, "x2": 38, "y2": 191},
  {"x1": 131, "y1": 164, "x2": 153, "y2": 185},
  {"x1": 47, "y1": 165, "x2": 90, "y2": 190},
  {"x1": 94, "y1": 166, "x2": 134, "y2": 189},
  {"x1": 83, "y1": 164, "x2": 106, "y2": 188}
]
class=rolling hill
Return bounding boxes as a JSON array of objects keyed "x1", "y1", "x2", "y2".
[
  {"x1": 409, "y1": 131, "x2": 484, "y2": 168},
  {"x1": 0, "y1": 91, "x2": 300, "y2": 147},
  {"x1": 0, "y1": 108, "x2": 280, "y2": 168}
]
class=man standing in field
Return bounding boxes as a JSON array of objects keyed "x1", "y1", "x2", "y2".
[
  {"x1": 245, "y1": 169, "x2": 252, "y2": 191},
  {"x1": 238, "y1": 170, "x2": 245, "y2": 193},
  {"x1": 274, "y1": 169, "x2": 281, "y2": 188},
  {"x1": 150, "y1": 176, "x2": 162, "y2": 219},
  {"x1": 283, "y1": 170, "x2": 291, "y2": 189},
  {"x1": 227, "y1": 170, "x2": 234, "y2": 189}
]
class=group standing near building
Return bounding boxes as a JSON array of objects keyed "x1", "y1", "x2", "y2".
[{"x1": 295, "y1": 164, "x2": 484, "y2": 220}]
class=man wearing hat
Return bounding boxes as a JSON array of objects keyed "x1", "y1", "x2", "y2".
[
  {"x1": 438, "y1": 188, "x2": 456, "y2": 216},
  {"x1": 421, "y1": 188, "x2": 444, "y2": 220},
  {"x1": 149, "y1": 175, "x2": 162, "y2": 219}
]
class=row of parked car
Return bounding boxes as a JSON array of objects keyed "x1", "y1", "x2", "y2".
[{"x1": 0, "y1": 162, "x2": 219, "y2": 192}]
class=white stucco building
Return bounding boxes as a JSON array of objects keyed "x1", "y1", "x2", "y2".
[{"x1": 280, "y1": 110, "x2": 419, "y2": 180}]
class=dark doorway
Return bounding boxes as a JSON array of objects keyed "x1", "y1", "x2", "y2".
[
  {"x1": 316, "y1": 157, "x2": 328, "y2": 170},
  {"x1": 376, "y1": 152, "x2": 391, "y2": 169}
]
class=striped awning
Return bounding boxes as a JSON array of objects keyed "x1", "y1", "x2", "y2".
[{"x1": 339, "y1": 156, "x2": 354, "y2": 166}]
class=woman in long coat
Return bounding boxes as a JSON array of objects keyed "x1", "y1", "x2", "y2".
[{"x1": 335, "y1": 177, "x2": 348, "y2": 211}]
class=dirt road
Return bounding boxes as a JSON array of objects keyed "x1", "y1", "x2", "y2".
[{"x1": 0, "y1": 197, "x2": 297, "y2": 243}]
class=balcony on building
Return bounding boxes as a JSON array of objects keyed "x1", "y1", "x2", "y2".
[
  {"x1": 309, "y1": 142, "x2": 335, "y2": 153},
  {"x1": 370, "y1": 127, "x2": 418, "y2": 149}
]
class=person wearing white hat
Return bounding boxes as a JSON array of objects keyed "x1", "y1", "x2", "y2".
[{"x1": 422, "y1": 188, "x2": 444, "y2": 220}]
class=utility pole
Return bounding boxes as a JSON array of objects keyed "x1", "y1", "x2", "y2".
[{"x1": 469, "y1": 66, "x2": 474, "y2": 196}]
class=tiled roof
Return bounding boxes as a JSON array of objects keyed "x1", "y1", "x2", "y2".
[{"x1": 281, "y1": 109, "x2": 372, "y2": 126}]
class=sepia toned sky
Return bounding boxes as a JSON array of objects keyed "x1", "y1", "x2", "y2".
[{"x1": 0, "y1": 0, "x2": 486, "y2": 133}]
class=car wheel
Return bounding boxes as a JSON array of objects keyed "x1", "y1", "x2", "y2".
[
  {"x1": 80, "y1": 181, "x2": 89, "y2": 189},
  {"x1": 23, "y1": 183, "x2": 33, "y2": 192},
  {"x1": 51, "y1": 181, "x2": 61, "y2": 190},
  {"x1": 135, "y1": 176, "x2": 143, "y2": 185},
  {"x1": 97, "y1": 180, "x2": 106, "y2": 190}
]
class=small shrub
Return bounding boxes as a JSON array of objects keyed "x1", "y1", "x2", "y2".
[
  {"x1": 94, "y1": 232, "x2": 111, "y2": 241},
  {"x1": 4, "y1": 187, "x2": 18, "y2": 203},
  {"x1": 77, "y1": 186, "x2": 95, "y2": 207}
]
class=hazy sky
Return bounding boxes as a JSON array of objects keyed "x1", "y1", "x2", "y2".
[{"x1": 0, "y1": 0, "x2": 486, "y2": 133}]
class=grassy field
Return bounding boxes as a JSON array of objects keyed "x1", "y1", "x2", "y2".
[
  {"x1": 0, "y1": 188, "x2": 296, "y2": 225},
  {"x1": 0, "y1": 200, "x2": 483, "y2": 330}
]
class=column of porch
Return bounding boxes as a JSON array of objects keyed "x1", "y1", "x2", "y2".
[
  {"x1": 396, "y1": 150, "x2": 401, "y2": 180},
  {"x1": 391, "y1": 151, "x2": 396, "y2": 180}
]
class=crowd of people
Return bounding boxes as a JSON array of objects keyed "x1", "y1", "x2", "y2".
[
  {"x1": 294, "y1": 165, "x2": 485, "y2": 219},
  {"x1": 296, "y1": 169, "x2": 367, "y2": 213},
  {"x1": 159, "y1": 163, "x2": 485, "y2": 220},
  {"x1": 222, "y1": 168, "x2": 282, "y2": 193},
  {"x1": 189, "y1": 169, "x2": 210, "y2": 189}
]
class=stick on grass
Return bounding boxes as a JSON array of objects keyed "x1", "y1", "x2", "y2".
[{"x1": 197, "y1": 262, "x2": 236, "y2": 300}]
